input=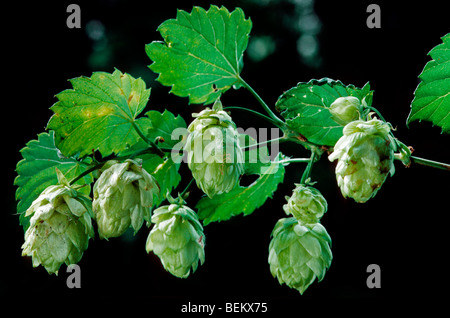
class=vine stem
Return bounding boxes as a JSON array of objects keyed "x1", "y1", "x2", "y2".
[
  {"x1": 409, "y1": 156, "x2": 450, "y2": 171},
  {"x1": 300, "y1": 151, "x2": 316, "y2": 184},
  {"x1": 238, "y1": 77, "x2": 285, "y2": 127},
  {"x1": 68, "y1": 144, "x2": 169, "y2": 186},
  {"x1": 272, "y1": 158, "x2": 311, "y2": 165},
  {"x1": 180, "y1": 178, "x2": 196, "y2": 199},
  {"x1": 240, "y1": 136, "x2": 288, "y2": 151},
  {"x1": 131, "y1": 121, "x2": 165, "y2": 158},
  {"x1": 223, "y1": 106, "x2": 281, "y2": 127},
  {"x1": 365, "y1": 106, "x2": 387, "y2": 122},
  {"x1": 69, "y1": 162, "x2": 105, "y2": 186}
]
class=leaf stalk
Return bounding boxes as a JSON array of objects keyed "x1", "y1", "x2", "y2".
[
  {"x1": 69, "y1": 162, "x2": 104, "y2": 186},
  {"x1": 409, "y1": 156, "x2": 450, "y2": 171},
  {"x1": 131, "y1": 121, "x2": 165, "y2": 158},
  {"x1": 238, "y1": 77, "x2": 285, "y2": 127},
  {"x1": 300, "y1": 151, "x2": 317, "y2": 184}
]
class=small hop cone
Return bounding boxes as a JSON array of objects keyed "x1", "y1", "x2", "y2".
[
  {"x1": 283, "y1": 184, "x2": 327, "y2": 224},
  {"x1": 93, "y1": 159, "x2": 160, "y2": 239},
  {"x1": 268, "y1": 218, "x2": 332, "y2": 295},
  {"x1": 184, "y1": 101, "x2": 244, "y2": 198},
  {"x1": 21, "y1": 185, "x2": 94, "y2": 275},
  {"x1": 328, "y1": 118, "x2": 395, "y2": 203},
  {"x1": 146, "y1": 203, "x2": 205, "y2": 278},
  {"x1": 329, "y1": 96, "x2": 361, "y2": 125}
]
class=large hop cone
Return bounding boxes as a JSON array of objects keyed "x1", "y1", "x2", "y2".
[
  {"x1": 146, "y1": 202, "x2": 205, "y2": 278},
  {"x1": 268, "y1": 218, "x2": 332, "y2": 295},
  {"x1": 93, "y1": 159, "x2": 159, "y2": 239},
  {"x1": 283, "y1": 184, "x2": 327, "y2": 224},
  {"x1": 184, "y1": 101, "x2": 244, "y2": 198},
  {"x1": 328, "y1": 118, "x2": 395, "y2": 203},
  {"x1": 21, "y1": 185, "x2": 94, "y2": 274}
]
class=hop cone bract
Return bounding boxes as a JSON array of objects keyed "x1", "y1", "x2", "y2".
[
  {"x1": 268, "y1": 218, "x2": 332, "y2": 294},
  {"x1": 328, "y1": 118, "x2": 395, "y2": 203},
  {"x1": 146, "y1": 203, "x2": 205, "y2": 278},
  {"x1": 184, "y1": 103, "x2": 244, "y2": 198},
  {"x1": 283, "y1": 184, "x2": 327, "y2": 224},
  {"x1": 21, "y1": 185, "x2": 94, "y2": 274},
  {"x1": 93, "y1": 159, "x2": 159, "y2": 239}
]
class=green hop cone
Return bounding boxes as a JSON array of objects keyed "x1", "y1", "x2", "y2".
[
  {"x1": 329, "y1": 96, "x2": 361, "y2": 125},
  {"x1": 21, "y1": 184, "x2": 94, "y2": 274},
  {"x1": 328, "y1": 117, "x2": 395, "y2": 203},
  {"x1": 283, "y1": 184, "x2": 327, "y2": 224},
  {"x1": 184, "y1": 100, "x2": 244, "y2": 198},
  {"x1": 146, "y1": 201, "x2": 205, "y2": 278},
  {"x1": 268, "y1": 217, "x2": 332, "y2": 295},
  {"x1": 93, "y1": 159, "x2": 159, "y2": 239}
]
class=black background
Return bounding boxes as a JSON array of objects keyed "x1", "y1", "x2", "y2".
[{"x1": 3, "y1": 0, "x2": 449, "y2": 311}]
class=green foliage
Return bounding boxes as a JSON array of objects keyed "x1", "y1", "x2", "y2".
[
  {"x1": 196, "y1": 153, "x2": 285, "y2": 225},
  {"x1": 239, "y1": 133, "x2": 271, "y2": 175},
  {"x1": 13, "y1": 4, "x2": 450, "y2": 295},
  {"x1": 276, "y1": 78, "x2": 373, "y2": 146},
  {"x1": 115, "y1": 110, "x2": 186, "y2": 206},
  {"x1": 145, "y1": 110, "x2": 187, "y2": 148},
  {"x1": 47, "y1": 69, "x2": 152, "y2": 157},
  {"x1": 408, "y1": 33, "x2": 450, "y2": 133},
  {"x1": 14, "y1": 131, "x2": 93, "y2": 230},
  {"x1": 146, "y1": 5, "x2": 252, "y2": 104},
  {"x1": 141, "y1": 155, "x2": 182, "y2": 206}
]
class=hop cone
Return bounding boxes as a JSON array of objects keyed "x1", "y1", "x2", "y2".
[
  {"x1": 283, "y1": 184, "x2": 327, "y2": 224},
  {"x1": 329, "y1": 96, "x2": 361, "y2": 125},
  {"x1": 184, "y1": 101, "x2": 244, "y2": 198},
  {"x1": 268, "y1": 218, "x2": 332, "y2": 295},
  {"x1": 328, "y1": 118, "x2": 395, "y2": 203},
  {"x1": 93, "y1": 159, "x2": 159, "y2": 239},
  {"x1": 146, "y1": 202, "x2": 205, "y2": 278},
  {"x1": 21, "y1": 185, "x2": 94, "y2": 274}
]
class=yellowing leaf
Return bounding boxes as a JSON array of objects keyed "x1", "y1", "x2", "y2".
[{"x1": 47, "y1": 69, "x2": 151, "y2": 157}]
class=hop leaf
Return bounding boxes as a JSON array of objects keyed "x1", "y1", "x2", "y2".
[
  {"x1": 146, "y1": 202, "x2": 205, "y2": 278},
  {"x1": 276, "y1": 78, "x2": 373, "y2": 146},
  {"x1": 268, "y1": 218, "x2": 332, "y2": 295},
  {"x1": 21, "y1": 185, "x2": 94, "y2": 275},
  {"x1": 196, "y1": 153, "x2": 285, "y2": 225},
  {"x1": 146, "y1": 5, "x2": 252, "y2": 104},
  {"x1": 14, "y1": 131, "x2": 93, "y2": 231},
  {"x1": 93, "y1": 159, "x2": 160, "y2": 239},
  {"x1": 408, "y1": 33, "x2": 450, "y2": 133},
  {"x1": 47, "y1": 69, "x2": 152, "y2": 157},
  {"x1": 119, "y1": 109, "x2": 187, "y2": 206},
  {"x1": 328, "y1": 118, "x2": 395, "y2": 203}
]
